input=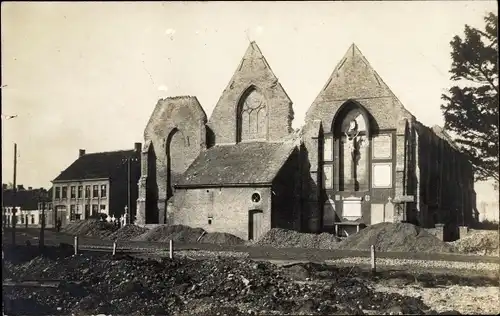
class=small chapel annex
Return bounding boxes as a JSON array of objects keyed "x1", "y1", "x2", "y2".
[{"x1": 135, "y1": 41, "x2": 476, "y2": 241}]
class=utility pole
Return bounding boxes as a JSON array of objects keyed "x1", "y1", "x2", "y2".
[
  {"x1": 39, "y1": 190, "x2": 46, "y2": 251},
  {"x1": 127, "y1": 157, "x2": 131, "y2": 225},
  {"x1": 12, "y1": 143, "x2": 17, "y2": 246}
]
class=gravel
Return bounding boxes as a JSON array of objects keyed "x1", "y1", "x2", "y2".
[
  {"x1": 325, "y1": 257, "x2": 499, "y2": 271},
  {"x1": 339, "y1": 222, "x2": 455, "y2": 253},
  {"x1": 255, "y1": 228, "x2": 340, "y2": 249},
  {"x1": 200, "y1": 232, "x2": 245, "y2": 245},
  {"x1": 62, "y1": 219, "x2": 119, "y2": 239},
  {"x1": 107, "y1": 225, "x2": 148, "y2": 241},
  {"x1": 3, "y1": 245, "x2": 441, "y2": 316},
  {"x1": 449, "y1": 230, "x2": 499, "y2": 256},
  {"x1": 132, "y1": 225, "x2": 204, "y2": 243}
]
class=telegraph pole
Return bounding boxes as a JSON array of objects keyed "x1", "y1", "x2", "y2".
[
  {"x1": 127, "y1": 157, "x2": 131, "y2": 225},
  {"x1": 39, "y1": 190, "x2": 46, "y2": 251},
  {"x1": 12, "y1": 143, "x2": 17, "y2": 246}
]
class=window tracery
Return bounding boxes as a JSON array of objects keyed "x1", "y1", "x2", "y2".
[{"x1": 237, "y1": 88, "x2": 268, "y2": 142}]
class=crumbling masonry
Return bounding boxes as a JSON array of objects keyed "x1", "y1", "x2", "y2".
[{"x1": 136, "y1": 42, "x2": 476, "y2": 241}]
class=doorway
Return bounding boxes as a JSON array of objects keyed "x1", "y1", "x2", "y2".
[{"x1": 248, "y1": 209, "x2": 263, "y2": 241}]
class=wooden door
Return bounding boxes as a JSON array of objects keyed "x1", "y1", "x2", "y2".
[{"x1": 249, "y1": 209, "x2": 263, "y2": 241}]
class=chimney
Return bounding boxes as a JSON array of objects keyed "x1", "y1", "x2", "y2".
[
  {"x1": 28, "y1": 186, "x2": 33, "y2": 190},
  {"x1": 17, "y1": 185, "x2": 24, "y2": 191},
  {"x1": 79, "y1": 149, "x2": 86, "y2": 157},
  {"x1": 134, "y1": 142, "x2": 142, "y2": 153}
]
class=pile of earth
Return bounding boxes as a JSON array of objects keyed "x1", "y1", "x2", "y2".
[
  {"x1": 61, "y1": 219, "x2": 119, "y2": 238},
  {"x1": 3, "y1": 245, "x2": 440, "y2": 316},
  {"x1": 449, "y1": 230, "x2": 499, "y2": 256},
  {"x1": 338, "y1": 222, "x2": 455, "y2": 253},
  {"x1": 199, "y1": 232, "x2": 245, "y2": 245},
  {"x1": 255, "y1": 228, "x2": 340, "y2": 249},
  {"x1": 132, "y1": 225, "x2": 245, "y2": 245},
  {"x1": 132, "y1": 225, "x2": 206, "y2": 243},
  {"x1": 107, "y1": 225, "x2": 149, "y2": 241}
]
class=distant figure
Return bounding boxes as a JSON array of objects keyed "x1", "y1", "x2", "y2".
[{"x1": 56, "y1": 218, "x2": 62, "y2": 232}]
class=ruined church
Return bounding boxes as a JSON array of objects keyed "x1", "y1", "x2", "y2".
[{"x1": 136, "y1": 42, "x2": 475, "y2": 241}]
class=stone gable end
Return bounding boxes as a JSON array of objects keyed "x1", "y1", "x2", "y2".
[
  {"x1": 305, "y1": 44, "x2": 414, "y2": 133},
  {"x1": 208, "y1": 42, "x2": 294, "y2": 144}
]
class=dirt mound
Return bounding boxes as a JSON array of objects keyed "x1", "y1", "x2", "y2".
[
  {"x1": 3, "y1": 247, "x2": 433, "y2": 315},
  {"x1": 107, "y1": 225, "x2": 149, "y2": 241},
  {"x1": 132, "y1": 225, "x2": 205, "y2": 243},
  {"x1": 339, "y1": 222, "x2": 455, "y2": 253},
  {"x1": 255, "y1": 228, "x2": 340, "y2": 249},
  {"x1": 200, "y1": 232, "x2": 245, "y2": 245},
  {"x1": 62, "y1": 219, "x2": 118, "y2": 238},
  {"x1": 449, "y1": 230, "x2": 499, "y2": 256}
]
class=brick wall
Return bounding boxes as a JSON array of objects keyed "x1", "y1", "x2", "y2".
[
  {"x1": 208, "y1": 42, "x2": 293, "y2": 145},
  {"x1": 169, "y1": 186, "x2": 272, "y2": 240},
  {"x1": 140, "y1": 96, "x2": 207, "y2": 224}
]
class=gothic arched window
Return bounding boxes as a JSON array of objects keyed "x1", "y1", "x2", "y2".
[
  {"x1": 322, "y1": 102, "x2": 372, "y2": 193},
  {"x1": 237, "y1": 87, "x2": 268, "y2": 142}
]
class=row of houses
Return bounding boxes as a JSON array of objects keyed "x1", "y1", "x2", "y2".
[{"x1": 2, "y1": 143, "x2": 142, "y2": 228}]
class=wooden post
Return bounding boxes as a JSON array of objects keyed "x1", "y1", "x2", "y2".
[
  {"x1": 112, "y1": 241, "x2": 117, "y2": 256},
  {"x1": 74, "y1": 236, "x2": 78, "y2": 255},
  {"x1": 169, "y1": 239, "x2": 174, "y2": 259},
  {"x1": 370, "y1": 245, "x2": 376, "y2": 274}
]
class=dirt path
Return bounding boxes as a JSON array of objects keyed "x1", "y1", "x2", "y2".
[{"x1": 374, "y1": 284, "x2": 500, "y2": 315}]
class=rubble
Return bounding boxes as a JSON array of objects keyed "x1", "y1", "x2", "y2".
[
  {"x1": 449, "y1": 230, "x2": 499, "y2": 256},
  {"x1": 338, "y1": 223, "x2": 455, "y2": 253},
  {"x1": 199, "y1": 232, "x2": 245, "y2": 245},
  {"x1": 255, "y1": 228, "x2": 340, "y2": 249},
  {"x1": 62, "y1": 219, "x2": 118, "y2": 238},
  {"x1": 107, "y1": 225, "x2": 149, "y2": 241},
  {"x1": 132, "y1": 225, "x2": 205, "y2": 243},
  {"x1": 3, "y1": 245, "x2": 440, "y2": 316}
]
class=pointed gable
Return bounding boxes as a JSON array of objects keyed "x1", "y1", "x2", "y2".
[
  {"x1": 208, "y1": 41, "x2": 294, "y2": 145},
  {"x1": 305, "y1": 43, "x2": 414, "y2": 132}
]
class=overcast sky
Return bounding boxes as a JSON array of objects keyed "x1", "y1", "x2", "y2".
[{"x1": 1, "y1": 1, "x2": 498, "y2": 204}]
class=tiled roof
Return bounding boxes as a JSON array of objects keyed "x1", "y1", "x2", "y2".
[
  {"x1": 2, "y1": 187, "x2": 50, "y2": 210},
  {"x1": 176, "y1": 141, "x2": 297, "y2": 187},
  {"x1": 53, "y1": 150, "x2": 138, "y2": 182}
]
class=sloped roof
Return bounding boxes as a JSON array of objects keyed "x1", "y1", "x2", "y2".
[
  {"x1": 2, "y1": 187, "x2": 51, "y2": 210},
  {"x1": 53, "y1": 150, "x2": 138, "y2": 182},
  {"x1": 176, "y1": 141, "x2": 298, "y2": 187},
  {"x1": 431, "y1": 125, "x2": 460, "y2": 150}
]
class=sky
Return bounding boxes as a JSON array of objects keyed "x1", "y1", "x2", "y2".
[{"x1": 1, "y1": 1, "x2": 498, "y2": 210}]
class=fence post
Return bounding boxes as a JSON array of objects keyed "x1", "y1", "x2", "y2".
[
  {"x1": 112, "y1": 241, "x2": 117, "y2": 256},
  {"x1": 169, "y1": 239, "x2": 174, "y2": 259},
  {"x1": 74, "y1": 236, "x2": 78, "y2": 256},
  {"x1": 370, "y1": 245, "x2": 376, "y2": 274}
]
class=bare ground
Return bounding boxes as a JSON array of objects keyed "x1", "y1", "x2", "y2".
[{"x1": 374, "y1": 284, "x2": 500, "y2": 315}]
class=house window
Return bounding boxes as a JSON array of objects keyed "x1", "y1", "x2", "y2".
[
  {"x1": 100, "y1": 205, "x2": 106, "y2": 212},
  {"x1": 92, "y1": 204, "x2": 99, "y2": 216},
  {"x1": 77, "y1": 186, "x2": 83, "y2": 198},
  {"x1": 20, "y1": 215, "x2": 24, "y2": 224},
  {"x1": 31, "y1": 215, "x2": 35, "y2": 224},
  {"x1": 75, "y1": 205, "x2": 82, "y2": 220},
  {"x1": 92, "y1": 185, "x2": 99, "y2": 198},
  {"x1": 85, "y1": 205, "x2": 90, "y2": 218},
  {"x1": 70, "y1": 205, "x2": 76, "y2": 221},
  {"x1": 70, "y1": 186, "x2": 76, "y2": 199},
  {"x1": 62, "y1": 187, "x2": 68, "y2": 199},
  {"x1": 55, "y1": 187, "x2": 61, "y2": 199},
  {"x1": 85, "y1": 185, "x2": 91, "y2": 198},
  {"x1": 100, "y1": 185, "x2": 107, "y2": 198}
]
